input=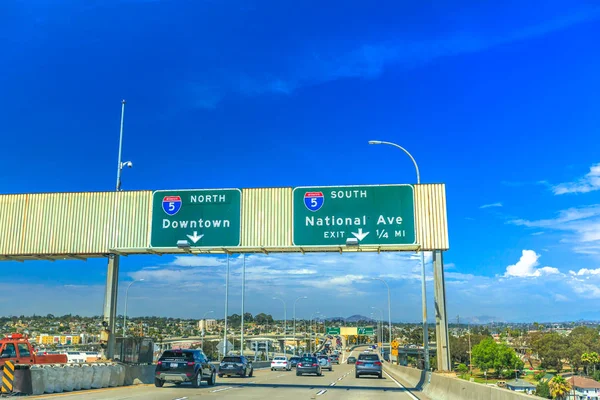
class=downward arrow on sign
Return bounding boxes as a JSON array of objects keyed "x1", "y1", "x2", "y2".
[
  {"x1": 351, "y1": 228, "x2": 369, "y2": 241},
  {"x1": 186, "y1": 231, "x2": 204, "y2": 244}
]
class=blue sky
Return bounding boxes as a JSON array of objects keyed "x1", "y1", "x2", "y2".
[{"x1": 2, "y1": 0, "x2": 600, "y2": 323}]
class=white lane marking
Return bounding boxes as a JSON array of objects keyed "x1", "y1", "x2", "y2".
[
  {"x1": 329, "y1": 382, "x2": 336, "y2": 386},
  {"x1": 173, "y1": 398, "x2": 188, "y2": 400},
  {"x1": 384, "y1": 371, "x2": 419, "y2": 400},
  {"x1": 316, "y1": 389, "x2": 328, "y2": 396},
  {"x1": 210, "y1": 386, "x2": 234, "y2": 393}
]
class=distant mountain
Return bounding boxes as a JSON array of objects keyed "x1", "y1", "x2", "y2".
[{"x1": 317, "y1": 315, "x2": 375, "y2": 323}]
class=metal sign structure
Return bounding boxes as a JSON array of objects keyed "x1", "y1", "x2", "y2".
[
  {"x1": 357, "y1": 327, "x2": 374, "y2": 335},
  {"x1": 292, "y1": 184, "x2": 416, "y2": 247},
  {"x1": 326, "y1": 327, "x2": 341, "y2": 335},
  {"x1": 150, "y1": 189, "x2": 242, "y2": 248}
]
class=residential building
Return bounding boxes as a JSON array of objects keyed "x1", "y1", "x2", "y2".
[
  {"x1": 198, "y1": 319, "x2": 217, "y2": 331},
  {"x1": 567, "y1": 376, "x2": 600, "y2": 400},
  {"x1": 506, "y1": 379, "x2": 536, "y2": 394},
  {"x1": 37, "y1": 334, "x2": 83, "y2": 345}
]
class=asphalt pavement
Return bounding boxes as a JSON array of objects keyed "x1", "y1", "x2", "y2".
[{"x1": 28, "y1": 349, "x2": 421, "y2": 400}]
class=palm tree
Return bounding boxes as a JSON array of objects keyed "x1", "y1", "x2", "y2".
[
  {"x1": 549, "y1": 375, "x2": 572, "y2": 400},
  {"x1": 590, "y1": 352, "x2": 600, "y2": 375},
  {"x1": 582, "y1": 352, "x2": 592, "y2": 376}
]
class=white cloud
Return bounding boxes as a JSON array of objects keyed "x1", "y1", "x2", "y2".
[
  {"x1": 570, "y1": 281, "x2": 600, "y2": 299},
  {"x1": 510, "y1": 206, "x2": 600, "y2": 256},
  {"x1": 187, "y1": 7, "x2": 600, "y2": 109},
  {"x1": 571, "y1": 268, "x2": 600, "y2": 276},
  {"x1": 553, "y1": 163, "x2": 600, "y2": 195},
  {"x1": 170, "y1": 256, "x2": 225, "y2": 267},
  {"x1": 480, "y1": 202, "x2": 503, "y2": 209},
  {"x1": 503, "y1": 250, "x2": 560, "y2": 278},
  {"x1": 554, "y1": 294, "x2": 569, "y2": 302}
]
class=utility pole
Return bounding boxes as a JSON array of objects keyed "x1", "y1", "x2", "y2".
[{"x1": 468, "y1": 322, "x2": 472, "y2": 376}]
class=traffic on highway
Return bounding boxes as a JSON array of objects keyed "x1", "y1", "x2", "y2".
[{"x1": 28, "y1": 346, "x2": 417, "y2": 400}]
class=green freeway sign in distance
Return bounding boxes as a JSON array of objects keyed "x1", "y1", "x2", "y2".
[
  {"x1": 292, "y1": 185, "x2": 416, "y2": 247},
  {"x1": 150, "y1": 189, "x2": 242, "y2": 248},
  {"x1": 326, "y1": 327, "x2": 341, "y2": 335},
  {"x1": 357, "y1": 327, "x2": 374, "y2": 335}
]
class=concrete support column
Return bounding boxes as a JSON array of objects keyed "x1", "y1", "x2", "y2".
[
  {"x1": 102, "y1": 254, "x2": 120, "y2": 359},
  {"x1": 433, "y1": 250, "x2": 451, "y2": 371}
]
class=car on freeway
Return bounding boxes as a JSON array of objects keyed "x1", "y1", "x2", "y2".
[
  {"x1": 218, "y1": 355, "x2": 254, "y2": 378},
  {"x1": 329, "y1": 353, "x2": 340, "y2": 364},
  {"x1": 347, "y1": 356, "x2": 357, "y2": 364},
  {"x1": 271, "y1": 356, "x2": 291, "y2": 371},
  {"x1": 296, "y1": 356, "x2": 322, "y2": 376},
  {"x1": 154, "y1": 349, "x2": 216, "y2": 388},
  {"x1": 355, "y1": 353, "x2": 382, "y2": 379},
  {"x1": 317, "y1": 354, "x2": 333, "y2": 371},
  {"x1": 290, "y1": 356, "x2": 301, "y2": 368}
]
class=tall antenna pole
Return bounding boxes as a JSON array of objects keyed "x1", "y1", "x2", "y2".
[{"x1": 116, "y1": 99, "x2": 126, "y2": 191}]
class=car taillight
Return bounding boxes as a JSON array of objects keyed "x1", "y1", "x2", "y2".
[
  {"x1": 312, "y1": 363, "x2": 318, "y2": 366},
  {"x1": 187, "y1": 362, "x2": 194, "y2": 366},
  {"x1": 298, "y1": 363, "x2": 303, "y2": 367},
  {"x1": 157, "y1": 361, "x2": 162, "y2": 365},
  {"x1": 355, "y1": 361, "x2": 363, "y2": 365},
  {"x1": 374, "y1": 361, "x2": 382, "y2": 366}
]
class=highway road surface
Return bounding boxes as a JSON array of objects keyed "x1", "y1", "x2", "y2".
[{"x1": 28, "y1": 350, "x2": 423, "y2": 400}]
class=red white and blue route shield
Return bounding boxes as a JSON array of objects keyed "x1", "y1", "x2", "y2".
[
  {"x1": 304, "y1": 191, "x2": 324, "y2": 212},
  {"x1": 162, "y1": 195, "x2": 182, "y2": 216}
]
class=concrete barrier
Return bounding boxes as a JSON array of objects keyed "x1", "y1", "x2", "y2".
[
  {"x1": 63, "y1": 364, "x2": 75, "y2": 392},
  {"x1": 30, "y1": 365, "x2": 45, "y2": 395},
  {"x1": 81, "y1": 364, "x2": 93, "y2": 390},
  {"x1": 124, "y1": 364, "x2": 156, "y2": 385},
  {"x1": 73, "y1": 365, "x2": 83, "y2": 390},
  {"x1": 384, "y1": 364, "x2": 540, "y2": 400}
]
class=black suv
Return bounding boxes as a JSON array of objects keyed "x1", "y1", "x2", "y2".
[
  {"x1": 155, "y1": 349, "x2": 216, "y2": 387},
  {"x1": 218, "y1": 355, "x2": 254, "y2": 377}
]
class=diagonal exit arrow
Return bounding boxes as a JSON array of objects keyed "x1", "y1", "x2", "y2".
[
  {"x1": 351, "y1": 228, "x2": 369, "y2": 241},
  {"x1": 186, "y1": 231, "x2": 204, "y2": 244}
]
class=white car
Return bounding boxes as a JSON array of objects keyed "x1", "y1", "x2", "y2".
[{"x1": 271, "y1": 356, "x2": 291, "y2": 371}]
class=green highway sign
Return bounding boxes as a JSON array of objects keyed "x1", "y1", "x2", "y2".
[
  {"x1": 150, "y1": 189, "x2": 242, "y2": 248},
  {"x1": 292, "y1": 185, "x2": 416, "y2": 247},
  {"x1": 358, "y1": 327, "x2": 374, "y2": 335},
  {"x1": 326, "y1": 327, "x2": 340, "y2": 335}
]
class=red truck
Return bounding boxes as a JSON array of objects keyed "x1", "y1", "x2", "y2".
[{"x1": 0, "y1": 333, "x2": 67, "y2": 367}]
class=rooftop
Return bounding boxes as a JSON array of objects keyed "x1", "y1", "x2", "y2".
[
  {"x1": 568, "y1": 376, "x2": 600, "y2": 389},
  {"x1": 506, "y1": 379, "x2": 536, "y2": 389}
]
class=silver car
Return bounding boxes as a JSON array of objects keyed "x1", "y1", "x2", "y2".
[
  {"x1": 355, "y1": 353, "x2": 382, "y2": 378},
  {"x1": 317, "y1": 355, "x2": 333, "y2": 371}
]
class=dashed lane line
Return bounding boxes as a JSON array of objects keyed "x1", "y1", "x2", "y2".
[
  {"x1": 316, "y1": 389, "x2": 328, "y2": 396},
  {"x1": 210, "y1": 386, "x2": 234, "y2": 393}
]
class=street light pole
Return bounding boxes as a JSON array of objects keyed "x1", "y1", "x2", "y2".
[
  {"x1": 241, "y1": 254, "x2": 246, "y2": 356},
  {"x1": 368, "y1": 140, "x2": 429, "y2": 371},
  {"x1": 310, "y1": 311, "x2": 320, "y2": 353},
  {"x1": 293, "y1": 296, "x2": 307, "y2": 355},
  {"x1": 201, "y1": 310, "x2": 214, "y2": 351},
  {"x1": 371, "y1": 307, "x2": 383, "y2": 345},
  {"x1": 123, "y1": 279, "x2": 144, "y2": 337},
  {"x1": 372, "y1": 278, "x2": 393, "y2": 354},
  {"x1": 272, "y1": 297, "x2": 287, "y2": 339},
  {"x1": 102, "y1": 100, "x2": 133, "y2": 359},
  {"x1": 223, "y1": 255, "x2": 230, "y2": 356}
]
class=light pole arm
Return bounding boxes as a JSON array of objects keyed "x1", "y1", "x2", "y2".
[{"x1": 369, "y1": 140, "x2": 420, "y2": 184}]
